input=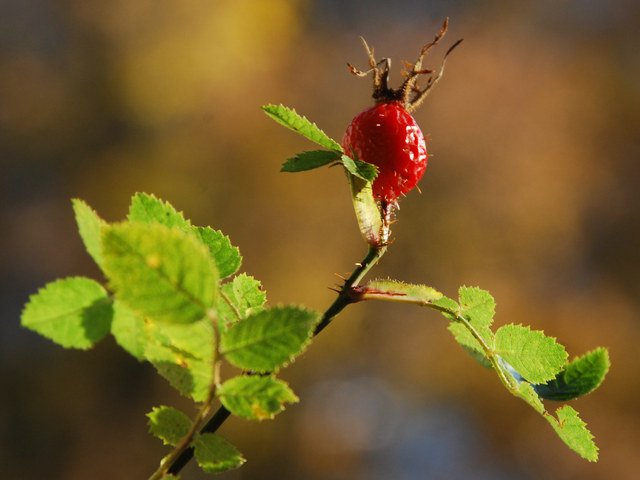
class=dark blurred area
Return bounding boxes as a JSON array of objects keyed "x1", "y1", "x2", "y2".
[{"x1": 1, "y1": 1, "x2": 639, "y2": 479}]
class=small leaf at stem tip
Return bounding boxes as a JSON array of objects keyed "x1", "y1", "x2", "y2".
[
  {"x1": 341, "y1": 154, "x2": 378, "y2": 182},
  {"x1": 261, "y1": 104, "x2": 343, "y2": 152},
  {"x1": 193, "y1": 433, "x2": 246, "y2": 473},
  {"x1": 218, "y1": 375, "x2": 299, "y2": 420},
  {"x1": 281, "y1": 150, "x2": 341, "y2": 172},
  {"x1": 21, "y1": 277, "x2": 112, "y2": 350},
  {"x1": 147, "y1": 406, "x2": 192, "y2": 447},
  {"x1": 535, "y1": 347, "x2": 610, "y2": 401}
]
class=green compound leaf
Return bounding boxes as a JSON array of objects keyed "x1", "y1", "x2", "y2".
[
  {"x1": 495, "y1": 324, "x2": 568, "y2": 384},
  {"x1": 348, "y1": 174, "x2": 382, "y2": 246},
  {"x1": 281, "y1": 150, "x2": 341, "y2": 172},
  {"x1": 262, "y1": 104, "x2": 342, "y2": 152},
  {"x1": 193, "y1": 433, "x2": 246, "y2": 474},
  {"x1": 545, "y1": 405, "x2": 598, "y2": 461},
  {"x1": 535, "y1": 348, "x2": 611, "y2": 401},
  {"x1": 192, "y1": 226, "x2": 242, "y2": 279},
  {"x1": 72, "y1": 198, "x2": 106, "y2": 268},
  {"x1": 360, "y1": 279, "x2": 443, "y2": 304},
  {"x1": 110, "y1": 300, "x2": 147, "y2": 360},
  {"x1": 127, "y1": 192, "x2": 191, "y2": 230},
  {"x1": 218, "y1": 375, "x2": 299, "y2": 420},
  {"x1": 341, "y1": 154, "x2": 378, "y2": 183},
  {"x1": 101, "y1": 222, "x2": 218, "y2": 324},
  {"x1": 147, "y1": 406, "x2": 191, "y2": 447},
  {"x1": 220, "y1": 306, "x2": 321, "y2": 373},
  {"x1": 217, "y1": 274, "x2": 267, "y2": 326},
  {"x1": 21, "y1": 277, "x2": 112, "y2": 349}
]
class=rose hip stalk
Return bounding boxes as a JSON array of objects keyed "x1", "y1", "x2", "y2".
[{"x1": 342, "y1": 19, "x2": 462, "y2": 206}]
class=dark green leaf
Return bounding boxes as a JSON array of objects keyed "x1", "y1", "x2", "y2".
[
  {"x1": 147, "y1": 406, "x2": 191, "y2": 446},
  {"x1": 281, "y1": 150, "x2": 341, "y2": 172},
  {"x1": 220, "y1": 306, "x2": 320, "y2": 373},
  {"x1": 535, "y1": 348, "x2": 610, "y2": 401},
  {"x1": 342, "y1": 154, "x2": 378, "y2": 182},
  {"x1": 218, "y1": 375, "x2": 298, "y2": 420},
  {"x1": 192, "y1": 433, "x2": 245, "y2": 473},
  {"x1": 262, "y1": 104, "x2": 342, "y2": 152},
  {"x1": 21, "y1": 277, "x2": 112, "y2": 349}
]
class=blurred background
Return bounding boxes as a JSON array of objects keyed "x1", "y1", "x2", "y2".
[{"x1": 1, "y1": 0, "x2": 639, "y2": 478}]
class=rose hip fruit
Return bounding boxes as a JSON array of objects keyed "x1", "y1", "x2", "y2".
[
  {"x1": 342, "y1": 101, "x2": 427, "y2": 201},
  {"x1": 342, "y1": 19, "x2": 461, "y2": 203}
]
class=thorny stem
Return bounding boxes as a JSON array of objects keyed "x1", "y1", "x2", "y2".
[{"x1": 163, "y1": 245, "x2": 387, "y2": 477}]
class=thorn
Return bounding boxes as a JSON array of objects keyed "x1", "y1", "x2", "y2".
[{"x1": 334, "y1": 273, "x2": 346, "y2": 280}]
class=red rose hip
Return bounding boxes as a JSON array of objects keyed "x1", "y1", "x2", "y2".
[
  {"x1": 342, "y1": 101, "x2": 427, "y2": 201},
  {"x1": 343, "y1": 19, "x2": 461, "y2": 204}
]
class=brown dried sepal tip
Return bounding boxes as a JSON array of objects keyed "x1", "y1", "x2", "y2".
[{"x1": 347, "y1": 18, "x2": 463, "y2": 113}]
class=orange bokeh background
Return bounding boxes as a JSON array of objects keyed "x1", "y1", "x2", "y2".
[{"x1": 2, "y1": 1, "x2": 639, "y2": 479}]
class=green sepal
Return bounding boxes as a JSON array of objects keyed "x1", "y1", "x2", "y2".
[
  {"x1": 535, "y1": 348, "x2": 610, "y2": 401},
  {"x1": 21, "y1": 277, "x2": 112, "y2": 350},
  {"x1": 101, "y1": 222, "x2": 218, "y2": 324},
  {"x1": 281, "y1": 150, "x2": 341, "y2": 172},
  {"x1": 262, "y1": 104, "x2": 342, "y2": 152},
  {"x1": 192, "y1": 433, "x2": 246, "y2": 473},
  {"x1": 218, "y1": 375, "x2": 299, "y2": 420},
  {"x1": 147, "y1": 406, "x2": 192, "y2": 447},
  {"x1": 220, "y1": 306, "x2": 320, "y2": 373},
  {"x1": 348, "y1": 174, "x2": 382, "y2": 246}
]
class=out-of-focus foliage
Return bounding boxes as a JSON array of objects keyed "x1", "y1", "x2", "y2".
[{"x1": 2, "y1": 1, "x2": 639, "y2": 479}]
